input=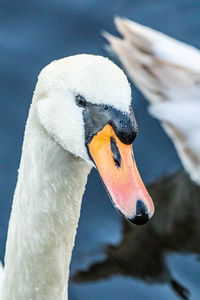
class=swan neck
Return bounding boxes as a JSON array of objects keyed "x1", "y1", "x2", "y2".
[{"x1": 1, "y1": 104, "x2": 91, "y2": 300}]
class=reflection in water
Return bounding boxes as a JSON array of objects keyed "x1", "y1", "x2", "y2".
[{"x1": 72, "y1": 170, "x2": 200, "y2": 299}]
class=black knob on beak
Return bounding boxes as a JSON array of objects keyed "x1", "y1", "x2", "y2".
[
  {"x1": 129, "y1": 200, "x2": 150, "y2": 225},
  {"x1": 83, "y1": 103, "x2": 137, "y2": 145}
]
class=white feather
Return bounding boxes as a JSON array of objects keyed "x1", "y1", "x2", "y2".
[
  {"x1": 1, "y1": 54, "x2": 132, "y2": 300},
  {"x1": 105, "y1": 18, "x2": 200, "y2": 184},
  {"x1": 0, "y1": 261, "x2": 3, "y2": 295}
]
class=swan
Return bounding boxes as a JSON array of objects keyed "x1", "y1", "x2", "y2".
[
  {"x1": 105, "y1": 18, "x2": 200, "y2": 185},
  {"x1": 0, "y1": 54, "x2": 154, "y2": 300}
]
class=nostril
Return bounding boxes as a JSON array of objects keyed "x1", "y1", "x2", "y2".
[
  {"x1": 129, "y1": 200, "x2": 150, "y2": 225},
  {"x1": 110, "y1": 137, "x2": 121, "y2": 168}
]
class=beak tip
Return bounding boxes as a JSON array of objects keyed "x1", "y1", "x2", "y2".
[
  {"x1": 128, "y1": 213, "x2": 150, "y2": 225},
  {"x1": 127, "y1": 199, "x2": 152, "y2": 226}
]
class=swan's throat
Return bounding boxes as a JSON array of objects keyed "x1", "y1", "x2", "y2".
[{"x1": 1, "y1": 106, "x2": 91, "y2": 300}]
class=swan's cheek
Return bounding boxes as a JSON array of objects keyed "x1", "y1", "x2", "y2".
[{"x1": 88, "y1": 124, "x2": 154, "y2": 225}]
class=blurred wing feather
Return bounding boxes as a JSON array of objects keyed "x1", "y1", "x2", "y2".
[{"x1": 105, "y1": 18, "x2": 200, "y2": 184}]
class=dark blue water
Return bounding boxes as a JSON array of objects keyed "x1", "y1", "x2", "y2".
[{"x1": 0, "y1": 0, "x2": 200, "y2": 299}]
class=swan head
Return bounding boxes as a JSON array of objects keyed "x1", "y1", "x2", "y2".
[{"x1": 36, "y1": 54, "x2": 154, "y2": 225}]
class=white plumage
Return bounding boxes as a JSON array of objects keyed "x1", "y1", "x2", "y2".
[
  {"x1": 0, "y1": 262, "x2": 3, "y2": 295},
  {"x1": 105, "y1": 18, "x2": 200, "y2": 185},
  {"x1": 0, "y1": 54, "x2": 132, "y2": 300}
]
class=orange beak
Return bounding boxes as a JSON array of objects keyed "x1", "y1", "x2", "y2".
[{"x1": 88, "y1": 124, "x2": 154, "y2": 225}]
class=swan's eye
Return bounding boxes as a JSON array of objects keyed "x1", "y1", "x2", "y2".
[{"x1": 75, "y1": 95, "x2": 86, "y2": 107}]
